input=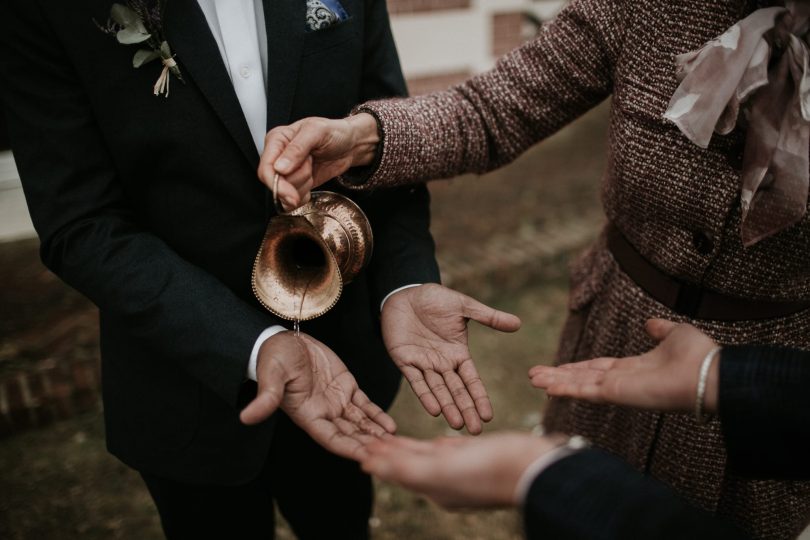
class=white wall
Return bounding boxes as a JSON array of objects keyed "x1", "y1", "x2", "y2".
[
  {"x1": 391, "y1": 0, "x2": 564, "y2": 77},
  {"x1": 0, "y1": 152, "x2": 33, "y2": 242}
]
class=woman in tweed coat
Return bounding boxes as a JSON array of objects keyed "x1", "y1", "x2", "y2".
[{"x1": 263, "y1": 0, "x2": 810, "y2": 537}]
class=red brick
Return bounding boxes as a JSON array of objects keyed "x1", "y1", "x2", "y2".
[
  {"x1": 47, "y1": 366, "x2": 75, "y2": 420},
  {"x1": 388, "y1": 0, "x2": 470, "y2": 15},
  {"x1": 71, "y1": 360, "x2": 98, "y2": 411},
  {"x1": 4, "y1": 377, "x2": 34, "y2": 431},
  {"x1": 26, "y1": 371, "x2": 56, "y2": 426},
  {"x1": 71, "y1": 359, "x2": 97, "y2": 390}
]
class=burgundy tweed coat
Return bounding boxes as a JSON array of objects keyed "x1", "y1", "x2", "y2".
[{"x1": 354, "y1": 0, "x2": 810, "y2": 538}]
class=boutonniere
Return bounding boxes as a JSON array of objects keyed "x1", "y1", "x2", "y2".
[{"x1": 96, "y1": 1, "x2": 184, "y2": 97}]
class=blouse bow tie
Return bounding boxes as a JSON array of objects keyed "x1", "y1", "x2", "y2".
[{"x1": 664, "y1": 1, "x2": 810, "y2": 246}]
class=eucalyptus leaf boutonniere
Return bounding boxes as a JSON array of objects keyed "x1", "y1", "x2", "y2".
[{"x1": 96, "y1": 1, "x2": 184, "y2": 97}]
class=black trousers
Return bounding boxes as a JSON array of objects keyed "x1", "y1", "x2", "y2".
[{"x1": 140, "y1": 414, "x2": 372, "y2": 540}]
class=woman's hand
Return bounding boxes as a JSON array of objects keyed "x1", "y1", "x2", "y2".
[
  {"x1": 361, "y1": 432, "x2": 562, "y2": 509},
  {"x1": 258, "y1": 113, "x2": 379, "y2": 210},
  {"x1": 529, "y1": 319, "x2": 720, "y2": 413}
]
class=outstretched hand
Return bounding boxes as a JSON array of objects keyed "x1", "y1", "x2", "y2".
[
  {"x1": 381, "y1": 284, "x2": 522, "y2": 434},
  {"x1": 361, "y1": 432, "x2": 561, "y2": 509},
  {"x1": 241, "y1": 331, "x2": 396, "y2": 461},
  {"x1": 529, "y1": 319, "x2": 720, "y2": 413},
  {"x1": 258, "y1": 113, "x2": 380, "y2": 210}
]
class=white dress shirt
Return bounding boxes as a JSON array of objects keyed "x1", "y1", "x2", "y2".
[
  {"x1": 197, "y1": 0, "x2": 269, "y2": 152},
  {"x1": 197, "y1": 0, "x2": 419, "y2": 380},
  {"x1": 198, "y1": 0, "x2": 284, "y2": 380}
]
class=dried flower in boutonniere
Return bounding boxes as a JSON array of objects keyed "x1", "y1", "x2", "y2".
[{"x1": 96, "y1": 1, "x2": 183, "y2": 97}]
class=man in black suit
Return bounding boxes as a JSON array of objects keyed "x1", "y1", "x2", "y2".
[{"x1": 0, "y1": 0, "x2": 523, "y2": 538}]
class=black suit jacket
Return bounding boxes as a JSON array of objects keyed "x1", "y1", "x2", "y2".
[
  {"x1": 524, "y1": 449, "x2": 747, "y2": 540},
  {"x1": 524, "y1": 346, "x2": 810, "y2": 540},
  {"x1": 0, "y1": 0, "x2": 440, "y2": 485},
  {"x1": 718, "y1": 345, "x2": 810, "y2": 480}
]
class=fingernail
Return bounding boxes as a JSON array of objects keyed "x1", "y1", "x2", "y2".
[{"x1": 276, "y1": 158, "x2": 290, "y2": 171}]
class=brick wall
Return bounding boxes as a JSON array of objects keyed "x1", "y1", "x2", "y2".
[
  {"x1": 0, "y1": 357, "x2": 101, "y2": 438},
  {"x1": 388, "y1": 0, "x2": 470, "y2": 15}
]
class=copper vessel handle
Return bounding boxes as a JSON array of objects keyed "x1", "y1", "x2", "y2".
[{"x1": 272, "y1": 172, "x2": 289, "y2": 215}]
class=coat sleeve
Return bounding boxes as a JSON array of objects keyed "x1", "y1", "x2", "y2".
[
  {"x1": 351, "y1": 0, "x2": 440, "y2": 307},
  {"x1": 349, "y1": 0, "x2": 629, "y2": 189},
  {"x1": 718, "y1": 346, "x2": 810, "y2": 480},
  {"x1": 524, "y1": 449, "x2": 749, "y2": 540},
  {"x1": 0, "y1": 0, "x2": 276, "y2": 408}
]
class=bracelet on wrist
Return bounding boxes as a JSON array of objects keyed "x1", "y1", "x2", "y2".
[{"x1": 695, "y1": 346, "x2": 721, "y2": 424}]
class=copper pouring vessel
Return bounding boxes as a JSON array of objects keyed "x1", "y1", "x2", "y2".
[{"x1": 251, "y1": 180, "x2": 373, "y2": 321}]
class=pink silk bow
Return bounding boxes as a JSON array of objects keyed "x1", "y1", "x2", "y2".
[{"x1": 664, "y1": 2, "x2": 810, "y2": 246}]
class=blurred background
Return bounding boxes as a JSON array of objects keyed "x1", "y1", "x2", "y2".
[{"x1": 0, "y1": 1, "x2": 764, "y2": 539}]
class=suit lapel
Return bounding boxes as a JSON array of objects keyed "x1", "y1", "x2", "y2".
[
  {"x1": 164, "y1": 0, "x2": 259, "y2": 167},
  {"x1": 263, "y1": 0, "x2": 306, "y2": 129}
]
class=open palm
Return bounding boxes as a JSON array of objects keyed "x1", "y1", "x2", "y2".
[
  {"x1": 241, "y1": 332, "x2": 396, "y2": 460},
  {"x1": 529, "y1": 319, "x2": 719, "y2": 412},
  {"x1": 381, "y1": 284, "x2": 521, "y2": 434}
]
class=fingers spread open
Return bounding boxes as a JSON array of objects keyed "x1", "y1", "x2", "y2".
[
  {"x1": 461, "y1": 294, "x2": 522, "y2": 333},
  {"x1": 342, "y1": 402, "x2": 387, "y2": 438},
  {"x1": 402, "y1": 365, "x2": 442, "y2": 417},
  {"x1": 425, "y1": 370, "x2": 464, "y2": 430},
  {"x1": 443, "y1": 370, "x2": 482, "y2": 435},
  {"x1": 311, "y1": 417, "x2": 371, "y2": 461},
  {"x1": 352, "y1": 390, "x2": 397, "y2": 434},
  {"x1": 458, "y1": 359, "x2": 493, "y2": 422}
]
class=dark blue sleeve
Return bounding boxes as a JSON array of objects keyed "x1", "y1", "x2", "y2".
[
  {"x1": 524, "y1": 449, "x2": 748, "y2": 540},
  {"x1": 719, "y1": 346, "x2": 810, "y2": 479}
]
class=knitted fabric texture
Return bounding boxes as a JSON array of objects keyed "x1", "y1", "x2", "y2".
[{"x1": 357, "y1": 0, "x2": 810, "y2": 538}]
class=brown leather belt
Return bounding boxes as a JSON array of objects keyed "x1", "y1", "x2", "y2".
[{"x1": 606, "y1": 224, "x2": 810, "y2": 321}]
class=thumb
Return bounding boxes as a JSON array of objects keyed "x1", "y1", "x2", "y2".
[
  {"x1": 461, "y1": 294, "x2": 522, "y2": 333},
  {"x1": 240, "y1": 369, "x2": 286, "y2": 426},
  {"x1": 644, "y1": 318, "x2": 679, "y2": 342}
]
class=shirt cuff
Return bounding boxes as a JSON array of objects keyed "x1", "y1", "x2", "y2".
[
  {"x1": 248, "y1": 325, "x2": 287, "y2": 381},
  {"x1": 514, "y1": 446, "x2": 583, "y2": 505},
  {"x1": 379, "y1": 283, "x2": 422, "y2": 312}
]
